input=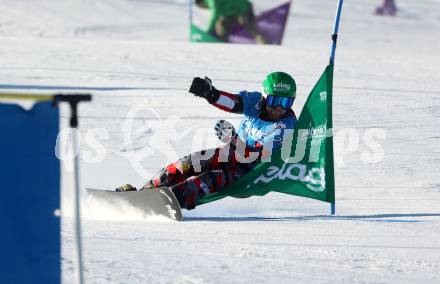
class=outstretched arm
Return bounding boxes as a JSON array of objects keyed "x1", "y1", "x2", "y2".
[{"x1": 189, "y1": 77, "x2": 244, "y2": 114}]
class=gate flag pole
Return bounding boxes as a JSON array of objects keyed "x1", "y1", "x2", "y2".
[
  {"x1": 54, "y1": 94, "x2": 92, "y2": 284},
  {"x1": 188, "y1": 0, "x2": 193, "y2": 41},
  {"x1": 330, "y1": 0, "x2": 344, "y2": 65},
  {"x1": 329, "y1": 0, "x2": 344, "y2": 215}
]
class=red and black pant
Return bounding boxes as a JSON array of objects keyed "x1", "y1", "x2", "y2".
[{"x1": 143, "y1": 147, "x2": 255, "y2": 210}]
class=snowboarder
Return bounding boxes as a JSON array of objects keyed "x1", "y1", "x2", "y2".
[
  {"x1": 118, "y1": 72, "x2": 297, "y2": 210},
  {"x1": 375, "y1": 0, "x2": 398, "y2": 16},
  {"x1": 195, "y1": 0, "x2": 268, "y2": 44}
]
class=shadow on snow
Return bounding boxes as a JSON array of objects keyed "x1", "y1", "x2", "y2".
[
  {"x1": 0, "y1": 84, "x2": 184, "y2": 92},
  {"x1": 185, "y1": 213, "x2": 440, "y2": 223}
]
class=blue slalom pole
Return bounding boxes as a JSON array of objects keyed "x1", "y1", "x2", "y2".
[
  {"x1": 330, "y1": 0, "x2": 343, "y2": 215},
  {"x1": 330, "y1": 0, "x2": 344, "y2": 65},
  {"x1": 188, "y1": 0, "x2": 193, "y2": 41}
]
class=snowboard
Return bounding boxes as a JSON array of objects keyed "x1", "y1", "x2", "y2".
[{"x1": 86, "y1": 187, "x2": 183, "y2": 221}]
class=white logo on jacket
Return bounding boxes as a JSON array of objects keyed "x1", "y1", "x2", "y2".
[{"x1": 241, "y1": 120, "x2": 286, "y2": 144}]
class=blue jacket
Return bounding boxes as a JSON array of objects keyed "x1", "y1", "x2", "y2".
[{"x1": 237, "y1": 91, "x2": 297, "y2": 152}]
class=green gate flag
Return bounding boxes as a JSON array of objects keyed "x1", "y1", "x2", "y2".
[
  {"x1": 190, "y1": 24, "x2": 222, "y2": 43},
  {"x1": 198, "y1": 64, "x2": 335, "y2": 205}
]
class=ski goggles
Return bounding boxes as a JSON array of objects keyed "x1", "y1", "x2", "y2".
[{"x1": 265, "y1": 95, "x2": 294, "y2": 109}]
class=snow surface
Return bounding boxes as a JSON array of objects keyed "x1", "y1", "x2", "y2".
[{"x1": 1, "y1": 0, "x2": 440, "y2": 283}]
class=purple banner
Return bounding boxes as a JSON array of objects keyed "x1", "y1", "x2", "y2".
[{"x1": 229, "y1": 2, "x2": 292, "y2": 45}]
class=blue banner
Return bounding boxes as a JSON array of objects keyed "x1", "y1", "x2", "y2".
[{"x1": 0, "y1": 101, "x2": 60, "y2": 284}]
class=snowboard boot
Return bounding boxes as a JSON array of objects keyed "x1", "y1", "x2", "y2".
[
  {"x1": 385, "y1": 0, "x2": 397, "y2": 16},
  {"x1": 375, "y1": 0, "x2": 397, "y2": 16},
  {"x1": 254, "y1": 34, "x2": 268, "y2": 44},
  {"x1": 115, "y1": 184, "x2": 138, "y2": 192},
  {"x1": 375, "y1": 6, "x2": 385, "y2": 15}
]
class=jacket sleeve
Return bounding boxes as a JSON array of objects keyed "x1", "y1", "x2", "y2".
[{"x1": 208, "y1": 91, "x2": 244, "y2": 114}]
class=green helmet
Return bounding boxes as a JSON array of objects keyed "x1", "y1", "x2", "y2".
[{"x1": 262, "y1": 71, "x2": 296, "y2": 98}]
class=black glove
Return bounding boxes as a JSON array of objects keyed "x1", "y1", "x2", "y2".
[
  {"x1": 215, "y1": 120, "x2": 237, "y2": 143},
  {"x1": 189, "y1": 76, "x2": 220, "y2": 103}
]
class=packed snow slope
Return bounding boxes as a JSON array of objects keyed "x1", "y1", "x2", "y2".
[{"x1": 1, "y1": 0, "x2": 440, "y2": 283}]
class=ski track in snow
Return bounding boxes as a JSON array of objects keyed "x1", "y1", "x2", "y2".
[{"x1": 1, "y1": 0, "x2": 440, "y2": 283}]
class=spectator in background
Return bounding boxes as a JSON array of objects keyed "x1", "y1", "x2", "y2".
[
  {"x1": 195, "y1": 0, "x2": 268, "y2": 44},
  {"x1": 375, "y1": 0, "x2": 398, "y2": 16}
]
